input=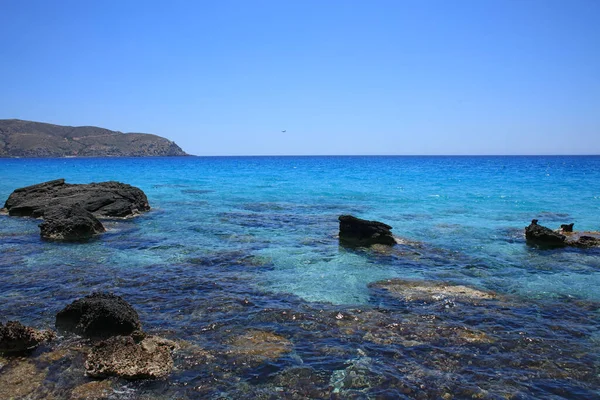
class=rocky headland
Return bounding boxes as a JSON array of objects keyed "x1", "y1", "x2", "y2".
[{"x1": 0, "y1": 119, "x2": 188, "y2": 157}]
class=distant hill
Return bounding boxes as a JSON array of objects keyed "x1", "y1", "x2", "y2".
[{"x1": 0, "y1": 119, "x2": 189, "y2": 157}]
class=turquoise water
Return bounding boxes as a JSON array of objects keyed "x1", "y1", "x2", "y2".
[{"x1": 1, "y1": 156, "x2": 599, "y2": 398}]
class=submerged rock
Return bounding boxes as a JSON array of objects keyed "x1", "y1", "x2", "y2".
[
  {"x1": 69, "y1": 380, "x2": 113, "y2": 400},
  {"x1": 369, "y1": 278, "x2": 497, "y2": 303},
  {"x1": 0, "y1": 359, "x2": 48, "y2": 399},
  {"x1": 85, "y1": 335, "x2": 176, "y2": 380},
  {"x1": 0, "y1": 321, "x2": 54, "y2": 354},
  {"x1": 228, "y1": 329, "x2": 292, "y2": 362},
  {"x1": 338, "y1": 215, "x2": 396, "y2": 247},
  {"x1": 3, "y1": 178, "x2": 150, "y2": 218},
  {"x1": 56, "y1": 293, "x2": 142, "y2": 339},
  {"x1": 39, "y1": 204, "x2": 105, "y2": 241}
]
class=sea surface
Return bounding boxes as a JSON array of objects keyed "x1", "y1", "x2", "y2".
[{"x1": 0, "y1": 156, "x2": 599, "y2": 399}]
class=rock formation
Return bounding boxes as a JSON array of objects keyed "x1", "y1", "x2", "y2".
[
  {"x1": 3, "y1": 178, "x2": 150, "y2": 218},
  {"x1": 338, "y1": 215, "x2": 396, "y2": 247},
  {"x1": 85, "y1": 335, "x2": 177, "y2": 380},
  {"x1": 0, "y1": 119, "x2": 188, "y2": 157},
  {"x1": 39, "y1": 204, "x2": 105, "y2": 241},
  {"x1": 55, "y1": 293, "x2": 142, "y2": 339},
  {"x1": 2, "y1": 179, "x2": 150, "y2": 240},
  {"x1": 0, "y1": 321, "x2": 54, "y2": 354}
]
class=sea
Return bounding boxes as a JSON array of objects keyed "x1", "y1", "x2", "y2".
[{"x1": 0, "y1": 156, "x2": 599, "y2": 399}]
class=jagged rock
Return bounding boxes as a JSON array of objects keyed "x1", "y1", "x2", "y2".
[
  {"x1": 524, "y1": 219, "x2": 566, "y2": 247},
  {"x1": 39, "y1": 204, "x2": 105, "y2": 241},
  {"x1": 69, "y1": 380, "x2": 113, "y2": 400},
  {"x1": 0, "y1": 321, "x2": 54, "y2": 354},
  {"x1": 560, "y1": 223, "x2": 574, "y2": 233},
  {"x1": 228, "y1": 330, "x2": 292, "y2": 362},
  {"x1": 85, "y1": 335, "x2": 176, "y2": 380},
  {"x1": 338, "y1": 215, "x2": 396, "y2": 247},
  {"x1": 3, "y1": 178, "x2": 150, "y2": 218},
  {"x1": 525, "y1": 220, "x2": 600, "y2": 249},
  {"x1": 56, "y1": 293, "x2": 142, "y2": 339}
]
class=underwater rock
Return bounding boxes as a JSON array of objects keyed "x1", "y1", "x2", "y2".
[
  {"x1": 338, "y1": 215, "x2": 396, "y2": 247},
  {"x1": 525, "y1": 219, "x2": 567, "y2": 247},
  {"x1": 69, "y1": 380, "x2": 113, "y2": 400},
  {"x1": 369, "y1": 279, "x2": 497, "y2": 303},
  {"x1": 56, "y1": 293, "x2": 142, "y2": 339},
  {"x1": 228, "y1": 329, "x2": 292, "y2": 362},
  {"x1": 0, "y1": 321, "x2": 54, "y2": 354},
  {"x1": 0, "y1": 359, "x2": 48, "y2": 399},
  {"x1": 85, "y1": 335, "x2": 177, "y2": 380},
  {"x1": 39, "y1": 204, "x2": 105, "y2": 241},
  {"x1": 3, "y1": 178, "x2": 150, "y2": 218}
]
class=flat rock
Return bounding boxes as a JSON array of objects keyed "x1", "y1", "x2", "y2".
[
  {"x1": 228, "y1": 329, "x2": 292, "y2": 362},
  {"x1": 338, "y1": 215, "x2": 396, "y2": 247},
  {"x1": 0, "y1": 321, "x2": 54, "y2": 354},
  {"x1": 85, "y1": 335, "x2": 176, "y2": 380},
  {"x1": 0, "y1": 360, "x2": 48, "y2": 399},
  {"x1": 56, "y1": 293, "x2": 142, "y2": 339},
  {"x1": 39, "y1": 204, "x2": 105, "y2": 241},
  {"x1": 369, "y1": 279, "x2": 497, "y2": 303},
  {"x1": 3, "y1": 178, "x2": 150, "y2": 218}
]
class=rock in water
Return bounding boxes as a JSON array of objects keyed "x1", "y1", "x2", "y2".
[
  {"x1": 338, "y1": 215, "x2": 396, "y2": 247},
  {"x1": 39, "y1": 204, "x2": 105, "y2": 241},
  {"x1": 56, "y1": 293, "x2": 142, "y2": 339},
  {"x1": 524, "y1": 219, "x2": 566, "y2": 247},
  {"x1": 3, "y1": 179, "x2": 150, "y2": 218},
  {"x1": 85, "y1": 335, "x2": 176, "y2": 380},
  {"x1": 0, "y1": 321, "x2": 54, "y2": 354}
]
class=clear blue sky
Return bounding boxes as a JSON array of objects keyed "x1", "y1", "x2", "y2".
[{"x1": 1, "y1": 0, "x2": 599, "y2": 155}]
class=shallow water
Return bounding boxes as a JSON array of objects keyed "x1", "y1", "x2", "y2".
[{"x1": 1, "y1": 156, "x2": 599, "y2": 398}]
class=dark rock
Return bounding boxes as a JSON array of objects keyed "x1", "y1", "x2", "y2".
[
  {"x1": 560, "y1": 223, "x2": 574, "y2": 233},
  {"x1": 0, "y1": 321, "x2": 54, "y2": 354},
  {"x1": 85, "y1": 335, "x2": 176, "y2": 380},
  {"x1": 338, "y1": 215, "x2": 396, "y2": 247},
  {"x1": 524, "y1": 219, "x2": 566, "y2": 247},
  {"x1": 4, "y1": 178, "x2": 150, "y2": 218},
  {"x1": 55, "y1": 293, "x2": 142, "y2": 339},
  {"x1": 39, "y1": 204, "x2": 105, "y2": 241}
]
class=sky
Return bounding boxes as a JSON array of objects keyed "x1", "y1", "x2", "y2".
[{"x1": 1, "y1": 0, "x2": 599, "y2": 156}]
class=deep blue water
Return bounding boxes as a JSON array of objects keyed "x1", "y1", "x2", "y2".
[{"x1": 1, "y1": 156, "x2": 599, "y2": 399}]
